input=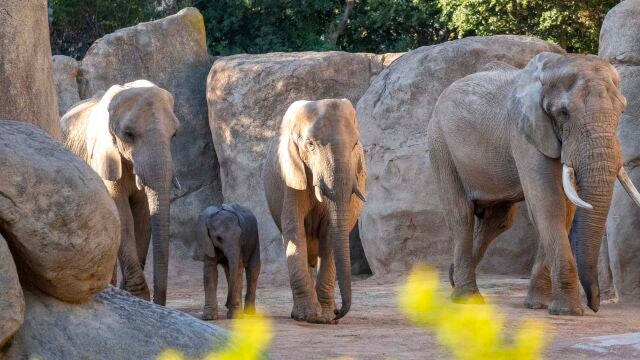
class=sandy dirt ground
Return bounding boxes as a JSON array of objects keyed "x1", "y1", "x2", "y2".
[{"x1": 161, "y1": 257, "x2": 640, "y2": 360}]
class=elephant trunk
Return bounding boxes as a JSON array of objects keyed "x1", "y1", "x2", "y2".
[
  {"x1": 563, "y1": 113, "x2": 620, "y2": 312},
  {"x1": 328, "y1": 161, "x2": 352, "y2": 320},
  {"x1": 139, "y1": 153, "x2": 174, "y2": 306}
]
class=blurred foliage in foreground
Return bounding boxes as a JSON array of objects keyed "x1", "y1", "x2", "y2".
[
  {"x1": 49, "y1": 0, "x2": 621, "y2": 59},
  {"x1": 156, "y1": 311, "x2": 272, "y2": 360},
  {"x1": 399, "y1": 265, "x2": 547, "y2": 360}
]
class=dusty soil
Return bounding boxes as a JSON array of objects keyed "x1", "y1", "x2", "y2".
[{"x1": 163, "y1": 258, "x2": 640, "y2": 360}]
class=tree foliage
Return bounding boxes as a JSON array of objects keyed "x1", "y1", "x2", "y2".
[
  {"x1": 49, "y1": 0, "x2": 621, "y2": 58},
  {"x1": 439, "y1": 0, "x2": 621, "y2": 54},
  {"x1": 49, "y1": 0, "x2": 185, "y2": 58}
]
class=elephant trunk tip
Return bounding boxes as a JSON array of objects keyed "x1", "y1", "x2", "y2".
[
  {"x1": 585, "y1": 285, "x2": 600, "y2": 312},
  {"x1": 334, "y1": 303, "x2": 351, "y2": 320}
]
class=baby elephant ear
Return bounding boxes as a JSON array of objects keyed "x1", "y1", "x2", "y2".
[{"x1": 510, "y1": 52, "x2": 561, "y2": 159}]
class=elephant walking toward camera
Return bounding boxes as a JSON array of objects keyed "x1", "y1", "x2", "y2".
[
  {"x1": 198, "y1": 203, "x2": 260, "y2": 320},
  {"x1": 263, "y1": 99, "x2": 366, "y2": 324},
  {"x1": 428, "y1": 53, "x2": 640, "y2": 315},
  {"x1": 61, "y1": 80, "x2": 180, "y2": 305}
]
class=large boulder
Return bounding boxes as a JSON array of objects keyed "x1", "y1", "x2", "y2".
[
  {"x1": 207, "y1": 51, "x2": 401, "y2": 282},
  {"x1": 0, "y1": 120, "x2": 119, "y2": 302},
  {"x1": 0, "y1": 0, "x2": 60, "y2": 139},
  {"x1": 52, "y1": 55, "x2": 81, "y2": 116},
  {"x1": 4, "y1": 287, "x2": 228, "y2": 359},
  {"x1": 77, "y1": 8, "x2": 223, "y2": 256},
  {"x1": 599, "y1": 0, "x2": 640, "y2": 64},
  {"x1": 600, "y1": 0, "x2": 640, "y2": 302},
  {"x1": 0, "y1": 234, "x2": 23, "y2": 348},
  {"x1": 356, "y1": 36, "x2": 565, "y2": 276}
]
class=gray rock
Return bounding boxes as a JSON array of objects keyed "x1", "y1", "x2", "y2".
[
  {"x1": 0, "y1": 120, "x2": 119, "y2": 302},
  {"x1": 207, "y1": 51, "x2": 398, "y2": 283},
  {"x1": 0, "y1": 0, "x2": 61, "y2": 140},
  {"x1": 0, "y1": 234, "x2": 23, "y2": 349},
  {"x1": 52, "y1": 55, "x2": 81, "y2": 116},
  {"x1": 599, "y1": 0, "x2": 640, "y2": 64},
  {"x1": 78, "y1": 7, "x2": 223, "y2": 257},
  {"x1": 4, "y1": 287, "x2": 229, "y2": 360},
  {"x1": 356, "y1": 35, "x2": 565, "y2": 276},
  {"x1": 600, "y1": 0, "x2": 640, "y2": 303}
]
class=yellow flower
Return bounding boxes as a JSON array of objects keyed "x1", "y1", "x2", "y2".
[
  {"x1": 398, "y1": 265, "x2": 547, "y2": 360},
  {"x1": 157, "y1": 312, "x2": 272, "y2": 360}
]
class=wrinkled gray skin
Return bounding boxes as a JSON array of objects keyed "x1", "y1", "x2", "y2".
[
  {"x1": 428, "y1": 53, "x2": 627, "y2": 315},
  {"x1": 61, "y1": 80, "x2": 179, "y2": 305},
  {"x1": 263, "y1": 99, "x2": 366, "y2": 324},
  {"x1": 199, "y1": 203, "x2": 260, "y2": 320}
]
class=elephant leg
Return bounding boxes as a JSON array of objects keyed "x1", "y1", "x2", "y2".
[
  {"x1": 282, "y1": 191, "x2": 323, "y2": 323},
  {"x1": 515, "y1": 150, "x2": 582, "y2": 315},
  {"x1": 525, "y1": 239, "x2": 551, "y2": 309},
  {"x1": 316, "y1": 223, "x2": 337, "y2": 323},
  {"x1": 114, "y1": 196, "x2": 150, "y2": 300},
  {"x1": 202, "y1": 256, "x2": 218, "y2": 320},
  {"x1": 472, "y1": 203, "x2": 517, "y2": 267},
  {"x1": 222, "y1": 262, "x2": 231, "y2": 309},
  {"x1": 429, "y1": 136, "x2": 478, "y2": 301},
  {"x1": 244, "y1": 249, "x2": 260, "y2": 315},
  {"x1": 131, "y1": 192, "x2": 151, "y2": 270}
]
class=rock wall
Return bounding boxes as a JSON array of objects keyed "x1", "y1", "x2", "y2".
[
  {"x1": 356, "y1": 35, "x2": 565, "y2": 276},
  {"x1": 600, "y1": 0, "x2": 640, "y2": 302},
  {"x1": 75, "y1": 8, "x2": 223, "y2": 257},
  {"x1": 207, "y1": 51, "x2": 401, "y2": 282},
  {"x1": 52, "y1": 55, "x2": 81, "y2": 116},
  {"x1": 0, "y1": 0, "x2": 61, "y2": 139}
]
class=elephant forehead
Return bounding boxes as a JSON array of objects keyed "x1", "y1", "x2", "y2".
[{"x1": 209, "y1": 212, "x2": 240, "y2": 232}]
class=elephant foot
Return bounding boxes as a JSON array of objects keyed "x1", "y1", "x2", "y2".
[
  {"x1": 227, "y1": 306, "x2": 242, "y2": 319},
  {"x1": 524, "y1": 291, "x2": 550, "y2": 309},
  {"x1": 202, "y1": 306, "x2": 219, "y2": 321},
  {"x1": 291, "y1": 297, "x2": 333, "y2": 324},
  {"x1": 548, "y1": 300, "x2": 584, "y2": 316},
  {"x1": 121, "y1": 282, "x2": 150, "y2": 301},
  {"x1": 243, "y1": 303, "x2": 256, "y2": 315},
  {"x1": 451, "y1": 287, "x2": 484, "y2": 304}
]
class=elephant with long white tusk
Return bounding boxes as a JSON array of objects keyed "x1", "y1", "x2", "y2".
[{"x1": 428, "y1": 52, "x2": 640, "y2": 315}]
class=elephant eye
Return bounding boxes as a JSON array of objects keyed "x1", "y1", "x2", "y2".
[
  {"x1": 122, "y1": 130, "x2": 135, "y2": 142},
  {"x1": 305, "y1": 140, "x2": 316, "y2": 151},
  {"x1": 560, "y1": 106, "x2": 569, "y2": 118}
]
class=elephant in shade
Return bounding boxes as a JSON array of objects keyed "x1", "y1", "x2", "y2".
[{"x1": 198, "y1": 203, "x2": 260, "y2": 320}]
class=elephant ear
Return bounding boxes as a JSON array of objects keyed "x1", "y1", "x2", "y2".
[
  {"x1": 278, "y1": 101, "x2": 309, "y2": 190},
  {"x1": 86, "y1": 85, "x2": 123, "y2": 181},
  {"x1": 199, "y1": 207, "x2": 221, "y2": 258},
  {"x1": 354, "y1": 141, "x2": 367, "y2": 193},
  {"x1": 510, "y1": 52, "x2": 561, "y2": 159}
]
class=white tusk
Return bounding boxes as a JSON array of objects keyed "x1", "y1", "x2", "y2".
[
  {"x1": 352, "y1": 185, "x2": 366, "y2": 202},
  {"x1": 172, "y1": 176, "x2": 182, "y2": 190},
  {"x1": 562, "y1": 164, "x2": 593, "y2": 210},
  {"x1": 617, "y1": 167, "x2": 640, "y2": 208},
  {"x1": 314, "y1": 185, "x2": 323, "y2": 203},
  {"x1": 135, "y1": 175, "x2": 144, "y2": 191}
]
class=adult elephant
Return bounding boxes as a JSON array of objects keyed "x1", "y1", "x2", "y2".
[
  {"x1": 61, "y1": 80, "x2": 179, "y2": 305},
  {"x1": 263, "y1": 99, "x2": 366, "y2": 324},
  {"x1": 428, "y1": 53, "x2": 640, "y2": 315}
]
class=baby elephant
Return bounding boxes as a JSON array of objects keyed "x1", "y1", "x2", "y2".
[{"x1": 198, "y1": 203, "x2": 260, "y2": 320}]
